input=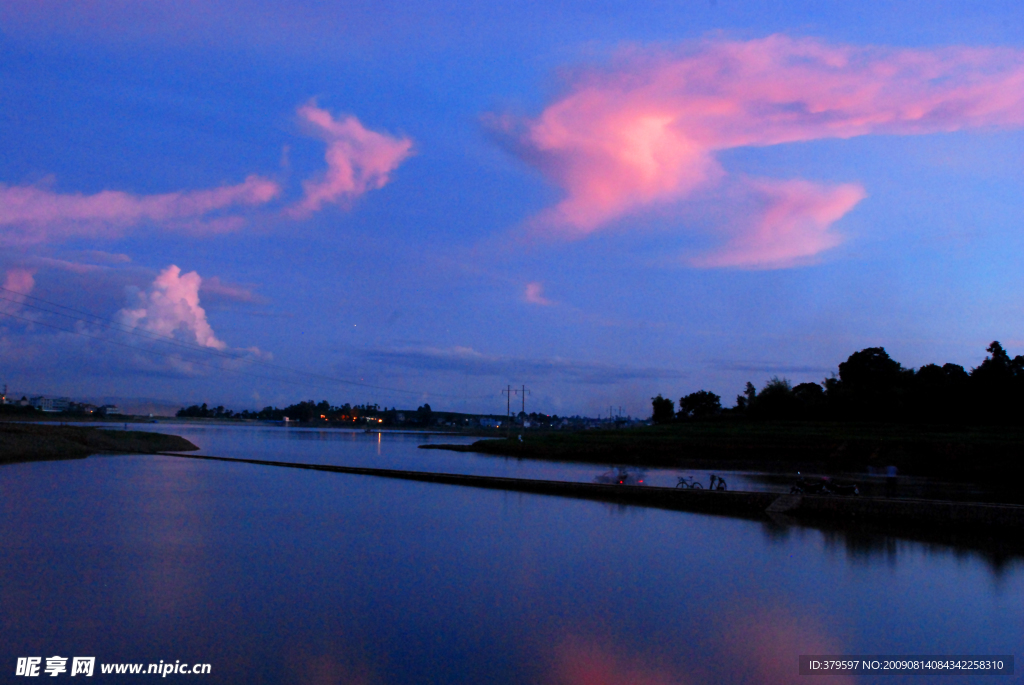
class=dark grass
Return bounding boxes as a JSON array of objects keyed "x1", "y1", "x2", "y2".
[
  {"x1": 423, "y1": 420, "x2": 1024, "y2": 480},
  {"x1": 0, "y1": 422, "x2": 198, "y2": 464}
]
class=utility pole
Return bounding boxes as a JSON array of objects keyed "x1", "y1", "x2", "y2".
[
  {"x1": 502, "y1": 385, "x2": 514, "y2": 438},
  {"x1": 520, "y1": 384, "x2": 530, "y2": 438}
]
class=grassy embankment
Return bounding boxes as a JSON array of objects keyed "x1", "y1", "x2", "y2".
[
  {"x1": 424, "y1": 421, "x2": 1024, "y2": 480},
  {"x1": 0, "y1": 422, "x2": 198, "y2": 464}
]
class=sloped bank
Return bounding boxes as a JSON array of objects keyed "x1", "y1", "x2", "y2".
[
  {"x1": 161, "y1": 452, "x2": 1024, "y2": 533},
  {"x1": 0, "y1": 423, "x2": 198, "y2": 463}
]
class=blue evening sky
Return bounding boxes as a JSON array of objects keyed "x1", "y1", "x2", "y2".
[{"x1": 2, "y1": 1, "x2": 1024, "y2": 416}]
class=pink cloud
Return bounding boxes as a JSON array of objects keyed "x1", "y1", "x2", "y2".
[
  {"x1": 68, "y1": 250, "x2": 133, "y2": 266},
  {"x1": 200, "y1": 276, "x2": 266, "y2": 304},
  {"x1": 115, "y1": 266, "x2": 271, "y2": 377},
  {"x1": 0, "y1": 103, "x2": 410, "y2": 245},
  {"x1": 524, "y1": 281, "x2": 555, "y2": 306},
  {"x1": 118, "y1": 265, "x2": 227, "y2": 350},
  {"x1": 289, "y1": 104, "x2": 414, "y2": 217},
  {"x1": 35, "y1": 257, "x2": 108, "y2": 275},
  {"x1": 0, "y1": 175, "x2": 280, "y2": 246},
  {"x1": 503, "y1": 35, "x2": 1024, "y2": 266},
  {"x1": 694, "y1": 179, "x2": 867, "y2": 268},
  {"x1": 0, "y1": 268, "x2": 35, "y2": 315}
]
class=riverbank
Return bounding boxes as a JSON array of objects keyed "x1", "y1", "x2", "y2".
[
  {"x1": 0, "y1": 422, "x2": 198, "y2": 463},
  {"x1": 2, "y1": 412, "x2": 510, "y2": 437},
  {"x1": 161, "y1": 452, "x2": 1024, "y2": 559},
  {"x1": 421, "y1": 420, "x2": 1024, "y2": 481}
]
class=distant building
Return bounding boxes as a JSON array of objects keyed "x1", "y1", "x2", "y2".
[
  {"x1": 98, "y1": 404, "x2": 121, "y2": 416},
  {"x1": 478, "y1": 418, "x2": 502, "y2": 428},
  {"x1": 30, "y1": 396, "x2": 71, "y2": 413}
]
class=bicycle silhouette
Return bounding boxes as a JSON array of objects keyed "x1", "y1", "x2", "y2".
[{"x1": 676, "y1": 474, "x2": 728, "y2": 491}]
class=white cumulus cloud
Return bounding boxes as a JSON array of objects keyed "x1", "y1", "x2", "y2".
[{"x1": 118, "y1": 265, "x2": 227, "y2": 350}]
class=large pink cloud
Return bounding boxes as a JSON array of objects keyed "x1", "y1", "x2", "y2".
[
  {"x1": 0, "y1": 175, "x2": 280, "y2": 246},
  {"x1": 289, "y1": 104, "x2": 414, "y2": 217},
  {"x1": 0, "y1": 103, "x2": 414, "y2": 245},
  {"x1": 503, "y1": 35, "x2": 1024, "y2": 267},
  {"x1": 114, "y1": 264, "x2": 269, "y2": 375},
  {"x1": 118, "y1": 265, "x2": 227, "y2": 350}
]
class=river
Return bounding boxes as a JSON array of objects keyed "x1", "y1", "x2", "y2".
[{"x1": 0, "y1": 424, "x2": 1019, "y2": 683}]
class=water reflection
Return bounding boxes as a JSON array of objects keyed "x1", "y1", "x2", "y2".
[
  {"x1": 547, "y1": 635, "x2": 683, "y2": 685},
  {"x1": 822, "y1": 528, "x2": 902, "y2": 569},
  {"x1": 593, "y1": 466, "x2": 647, "y2": 486},
  {"x1": 95, "y1": 422, "x2": 788, "y2": 491},
  {"x1": 758, "y1": 514, "x2": 1024, "y2": 575},
  {"x1": 539, "y1": 605, "x2": 859, "y2": 685},
  {"x1": 2, "y1": 427, "x2": 1022, "y2": 684}
]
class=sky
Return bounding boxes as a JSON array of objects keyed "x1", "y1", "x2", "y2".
[{"x1": 3, "y1": 0, "x2": 1024, "y2": 417}]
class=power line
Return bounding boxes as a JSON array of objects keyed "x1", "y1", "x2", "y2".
[
  {"x1": 1, "y1": 288, "x2": 261, "y2": 363},
  {"x1": 0, "y1": 308, "x2": 390, "y2": 397},
  {"x1": 0, "y1": 305, "x2": 493, "y2": 402},
  {"x1": 3, "y1": 286, "x2": 406, "y2": 389},
  {"x1": 0, "y1": 291, "x2": 494, "y2": 402}
]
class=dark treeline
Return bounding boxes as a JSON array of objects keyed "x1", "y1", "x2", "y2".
[
  {"x1": 178, "y1": 400, "x2": 388, "y2": 424},
  {"x1": 654, "y1": 341, "x2": 1024, "y2": 425},
  {"x1": 0, "y1": 403, "x2": 39, "y2": 416},
  {"x1": 176, "y1": 401, "x2": 523, "y2": 428}
]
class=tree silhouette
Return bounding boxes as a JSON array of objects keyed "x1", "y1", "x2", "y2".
[
  {"x1": 792, "y1": 382, "x2": 825, "y2": 419},
  {"x1": 735, "y1": 382, "x2": 757, "y2": 411},
  {"x1": 910, "y1": 363, "x2": 969, "y2": 423},
  {"x1": 650, "y1": 395, "x2": 675, "y2": 424},
  {"x1": 969, "y1": 341, "x2": 1024, "y2": 423},
  {"x1": 749, "y1": 377, "x2": 797, "y2": 419},
  {"x1": 833, "y1": 347, "x2": 910, "y2": 420},
  {"x1": 678, "y1": 390, "x2": 721, "y2": 420}
]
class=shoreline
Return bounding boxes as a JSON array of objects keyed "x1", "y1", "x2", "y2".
[
  {"x1": 418, "y1": 421, "x2": 1024, "y2": 484},
  {"x1": 161, "y1": 450, "x2": 1024, "y2": 528},
  {"x1": 0, "y1": 422, "x2": 199, "y2": 464},
  {"x1": 160, "y1": 452, "x2": 1024, "y2": 546},
  {"x1": 5, "y1": 414, "x2": 506, "y2": 437}
]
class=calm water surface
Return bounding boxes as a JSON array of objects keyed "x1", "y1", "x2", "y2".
[
  {"x1": 122, "y1": 422, "x2": 789, "y2": 492},
  {"x1": 1, "y1": 426, "x2": 1020, "y2": 683}
]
